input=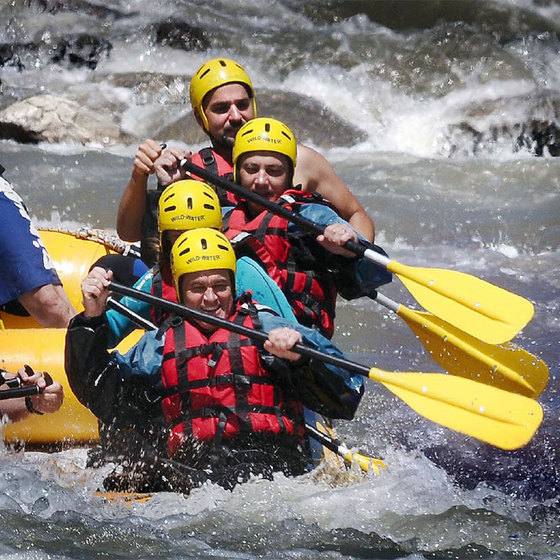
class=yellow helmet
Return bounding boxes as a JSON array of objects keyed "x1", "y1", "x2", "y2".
[
  {"x1": 170, "y1": 228, "x2": 237, "y2": 294},
  {"x1": 158, "y1": 180, "x2": 222, "y2": 237},
  {"x1": 190, "y1": 58, "x2": 257, "y2": 132},
  {"x1": 232, "y1": 117, "x2": 297, "y2": 181}
]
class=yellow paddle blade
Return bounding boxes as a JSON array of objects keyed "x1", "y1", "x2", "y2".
[
  {"x1": 369, "y1": 369, "x2": 543, "y2": 450},
  {"x1": 398, "y1": 305, "x2": 549, "y2": 398},
  {"x1": 388, "y1": 261, "x2": 534, "y2": 345},
  {"x1": 340, "y1": 450, "x2": 387, "y2": 475},
  {"x1": 308, "y1": 421, "x2": 387, "y2": 475}
]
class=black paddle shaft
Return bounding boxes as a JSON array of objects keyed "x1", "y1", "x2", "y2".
[
  {"x1": 109, "y1": 281, "x2": 371, "y2": 377},
  {"x1": 0, "y1": 384, "x2": 41, "y2": 401},
  {"x1": 0, "y1": 369, "x2": 54, "y2": 400},
  {"x1": 180, "y1": 159, "x2": 369, "y2": 257}
]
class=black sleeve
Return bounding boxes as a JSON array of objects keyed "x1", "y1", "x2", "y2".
[
  {"x1": 333, "y1": 242, "x2": 393, "y2": 300},
  {"x1": 262, "y1": 353, "x2": 363, "y2": 421},
  {"x1": 287, "y1": 228, "x2": 368, "y2": 300},
  {"x1": 291, "y1": 359, "x2": 363, "y2": 420},
  {"x1": 64, "y1": 313, "x2": 163, "y2": 430}
]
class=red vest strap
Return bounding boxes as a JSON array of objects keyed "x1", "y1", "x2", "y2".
[
  {"x1": 191, "y1": 148, "x2": 238, "y2": 206},
  {"x1": 160, "y1": 297, "x2": 305, "y2": 455}
]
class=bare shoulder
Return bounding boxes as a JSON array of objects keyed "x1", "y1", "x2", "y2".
[
  {"x1": 294, "y1": 143, "x2": 375, "y2": 239},
  {"x1": 294, "y1": 144, "x2": 333, "y2": 192}
]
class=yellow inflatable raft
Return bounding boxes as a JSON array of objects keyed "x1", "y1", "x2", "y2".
[
  {"x1": 0, "y1": 229, "x2": 141, "y2": 446},
  {"x1": 0, "y1": 230, "x2": 384, "y2": 476}
]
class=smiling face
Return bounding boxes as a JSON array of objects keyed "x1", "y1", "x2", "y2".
[
  {"x1": 179, "y1": 268, "x2": 234, "y2": 331},
  {"x1": 237, "y1": 151, "x2": 291, "y2": 214},
  {"x1": 199, "y1": 83, "x2": 255, "y2": 152}
]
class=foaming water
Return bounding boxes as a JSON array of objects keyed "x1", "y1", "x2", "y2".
[{"x1": 1, "y1": 443, "x2": 555, "y2": 559}]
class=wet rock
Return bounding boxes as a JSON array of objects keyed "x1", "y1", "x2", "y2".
[
  {"x1": 444, "y1": 120, "x2": 560, "y2": 157},
  {"x1": 48, "y1": 34, "x2": 113, "y2": 70},
  {"x1": 517, "y1": 120, "x2": 560, "y2": 157},
  {"x1": 258, "y1": 90, "x2": 367, "y2": 148},
  {"x1": 101, "y1": 73, "x2": 191, "y2": 105},
  {"x1": 0, "y1": 34, "x2": 112, "y2": 71},
  {"x1": 0, "y1": 94, "x2": 130, "y2": 145},
  {"x1": 296, "y1": 0, "x2": 559, "y2": 39},
  {"x1": 150, "y1": 19, "x2": 210, "y2": 51},
  {"x1": 0, "y1": 43, "x2": 25, "y2": 71},
  {"x1": 0, "y1": 42, "x2": 38, "y2": 71},
  {"x1": 34, "y1": 0, "x2": 133, "y2": 19},
  {"x1": 441, "y1": 91, "x2": 560, "y2": 157}
]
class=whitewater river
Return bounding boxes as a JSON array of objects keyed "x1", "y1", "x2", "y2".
[{"x1": 1, "y1": 1, "x2": 559, "y2": 558}]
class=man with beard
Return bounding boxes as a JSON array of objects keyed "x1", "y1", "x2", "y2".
[{"x1": 116, "y1": 58, "x2": 374, "y2": 266}]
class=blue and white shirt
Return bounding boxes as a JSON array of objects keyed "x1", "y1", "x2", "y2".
[{"x1": 0, "y1": 172, "x2": 61, "y2": 305}]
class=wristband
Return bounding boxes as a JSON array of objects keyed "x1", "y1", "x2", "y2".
[{"x1": 25, "y1": 396, "x2": 44, "y2": 415}]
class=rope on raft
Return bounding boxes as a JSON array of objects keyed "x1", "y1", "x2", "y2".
[{"x1": 41, "y1": 227, "x2": 141, "y2": 258}]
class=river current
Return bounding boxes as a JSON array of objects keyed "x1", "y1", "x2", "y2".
[{"x1": 1, "y1": 1, "x2": 559, "y2": 558}]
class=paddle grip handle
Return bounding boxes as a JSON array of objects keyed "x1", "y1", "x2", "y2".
[
  {"x1": 304, "y1": 422, "x2": 343, "y2": 453},
  {"x1": 0, "y1": 366, "x2": 53, "y2": 399},
  {"x1": 180, "y1": 160, "x2": 367, "y2": 257},
  {"x1": 109, "y1": 281, "x2": 370, "y2": 377}
]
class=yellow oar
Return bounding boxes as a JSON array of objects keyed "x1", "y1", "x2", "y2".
[
  {"x1": 362, "y1": 249, "x2": 534, "y2": 345},
  {"x1": 180, "y1": 159, "x2": 534, "y2": 345},
  {"x1": 109, "y1": 281, "x2": 543, "y2": 451},
  {"x1": 374, "y1": 292, "x2": 549, "y2": 398},
  {"x1": 371, "y1": 369, "x2": 542, "y2": 450}
]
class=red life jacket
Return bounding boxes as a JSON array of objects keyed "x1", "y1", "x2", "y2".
[
  {"x1": 150, "y1": 265, "x2": 177, "y2": 325},
  {"x1": 224, "y1": 190, "x2": 337, "y2": 338},
  {"x1": 191, "y1": 147, "x2": 239, "y2": 207},
  {"x1": 160, "y1": 295, "x2": 305, "y2": 456}
]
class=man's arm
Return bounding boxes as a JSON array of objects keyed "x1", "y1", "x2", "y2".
[
  {"x1": 19, "y1": 284, "x2": 75, "y2": 327},
  {"x1": 0, "y1": 176, "x2": 76, "y2": 325},
  {"x1": 117, "y1": 143, "x2": 192, "y2": 241},
  {"x1": 65, "y1": 267, "x2": 163, "y2": 426},
  {"x1": 116, "y1": 140, "x2": 164, "y2": 242},
  {"x1": 295, "y1": 144, "x2": 375, "y2": 242},
  {"x1": 259, "y1": 313, "x2": 364, "y2": 420},
  {"x1": 116, "y1": 172, "x2": 149, "y2": 242}
]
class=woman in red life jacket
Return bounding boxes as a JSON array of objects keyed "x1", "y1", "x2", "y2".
[{"x1": 224, "y1": 117, "x2": 392, "y2": 339}]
